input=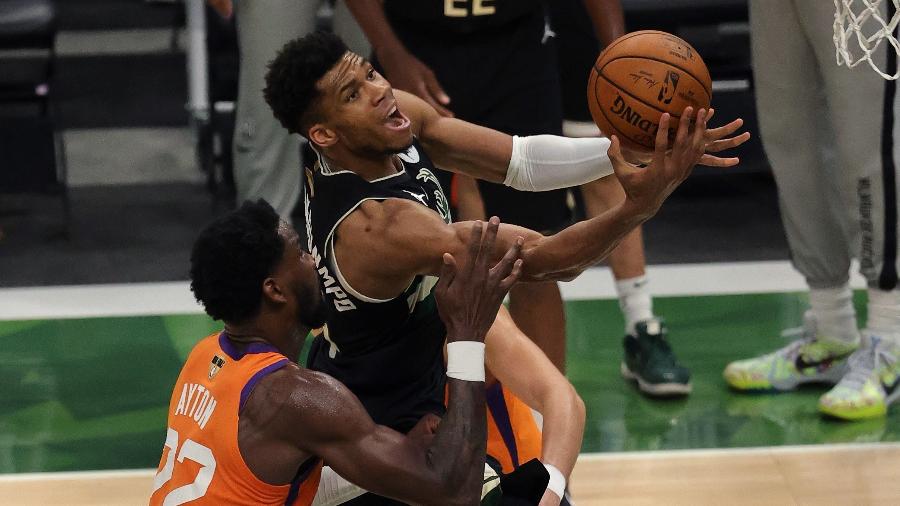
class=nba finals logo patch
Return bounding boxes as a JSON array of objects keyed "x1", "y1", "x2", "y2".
[{"x1": 208, "y1": 355, "x2": 226, "y2": 380}]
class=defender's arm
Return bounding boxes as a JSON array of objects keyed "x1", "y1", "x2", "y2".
[
  {"x1": 485, "y1": 306, "x2": 585, "y2": 504},
  {"x1": 265, "y1": 368, "x2": 484, "y2": 506}
]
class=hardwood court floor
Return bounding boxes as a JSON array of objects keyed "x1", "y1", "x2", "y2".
[
  {"x1": 569, "y1": 444, "x2": 900, "y2": 505},
  {"x1": 2, "y1": 443, "x2": 898, "y2": 505}
]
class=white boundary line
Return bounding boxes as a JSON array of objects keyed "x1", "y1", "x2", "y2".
[
  {"x1": 576, "y1": 441, "x2": 900, "y2": 461},
  {"x1": 0, "y1": 260, "x2": 867, "y2": 321},
  {"x1": 0, "y1": 282, "x2": 204, "y2": 320},
  {"x1": 0, "y1": 442, "x2": 896, "y2": 482},
  {"x1": 0, "y1": 468, "x2": 155, "y2": 482}
]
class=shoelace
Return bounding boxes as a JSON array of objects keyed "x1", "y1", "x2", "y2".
[
  {"x1": 841, "y1": 338, "x2": 898, "y2": 390},
  {"x1": 645, "y1": 332, "x2": 679, "y2": 367}
]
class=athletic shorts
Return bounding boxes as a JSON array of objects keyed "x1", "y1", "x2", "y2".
[
  {"x1": 548, "y1": 0, "x2": 600, "y2": 123},
  {"x1": 379, "y1": 8, "x2": 572, "y2": 233}
]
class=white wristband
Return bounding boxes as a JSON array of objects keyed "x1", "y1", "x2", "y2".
[
  {"x1": 446, "y1": 342, "x2": 485, "y2": 382},
  {"x1": 544, "y1": 463, "x2": 566, "y2": 499}
]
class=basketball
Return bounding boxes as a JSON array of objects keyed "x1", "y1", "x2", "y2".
[{"x1": 587, "y1": 30, "x2": 712, "y2": 153}]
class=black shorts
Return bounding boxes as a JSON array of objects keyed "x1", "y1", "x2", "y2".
[
  {"x1": 548, "y1": 0, "x2": 601, "y2": 123},
  {"x1": 383, "y1": 8, "x2": 571, "y2": 233}
]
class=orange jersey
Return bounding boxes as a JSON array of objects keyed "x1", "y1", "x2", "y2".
[
  {"x1": 444, "y1": 381, "x2": 542, "y2": 474},
  {"x1": 485, "y1": 382, "x2": 543, "y2": 474},
  {"x1": 150, "y1": 332, "x2": 322, "y2": 506}
]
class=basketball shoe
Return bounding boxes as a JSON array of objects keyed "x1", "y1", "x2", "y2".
[
  {"x1": 723, "y1": 312, "x2": 858, "y2": 391},
  {"x1": 621, "y1": 318, "x2": 692, "y2": 396},
  {"x1": 818, "y1": 334, "x2": 900, "y2": 420}
]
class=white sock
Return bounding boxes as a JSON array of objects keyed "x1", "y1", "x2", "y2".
[
  {"x1": 867, "y1": 288, "x2": 900, "y2": 343},
  {"x1": 808, "y1": 285, "x2": 859, "y2": 344},
  {"x1": 616, "y1": 275, "x2": 653, "y2": 335}
]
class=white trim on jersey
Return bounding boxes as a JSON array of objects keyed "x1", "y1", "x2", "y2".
[{"x1": 368, "y1": 170, "x2": 406, "y2": 183}]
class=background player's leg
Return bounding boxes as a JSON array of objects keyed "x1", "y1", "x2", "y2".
[
  {"x1": 724, "y1": 0, "x2": 859, "y2": 392},
  {"x1": 451, "y1": 174, "x2": 487, "y2": 222},
  {"x1": 801, "y1": 0, "x2": 900, "y2": 326},
  {"x1": 580, "y1": 176, "x2": 691, "y2": 396},
  {"x1": 751, "y1": 2, "x2": 856, "y2": 294},
  {"x1": 797, "y1": 0, "x2": 900, "y2": 420},
  {"x1": 551, "y1": 0, "x2": 689, "y2": 395},
  {"x1": 232, "y1": 0, "x2": 316, "y2": 221}
]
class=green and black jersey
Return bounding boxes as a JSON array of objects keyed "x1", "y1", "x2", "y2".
[{"x1": 304, "y1": 139, "x2": 453, "y2": 433}]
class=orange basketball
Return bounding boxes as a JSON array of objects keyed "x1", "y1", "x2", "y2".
[{"x1": 587, "y1": 30, "x2": 712, "y2": 153}]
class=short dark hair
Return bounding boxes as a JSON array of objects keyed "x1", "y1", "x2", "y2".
[
  {"x1": 264, "y1": 30, "x2": 348, "y2": 135},
  {"x1": 189, "y1": 200, "x2": 285, "y2": 323}
]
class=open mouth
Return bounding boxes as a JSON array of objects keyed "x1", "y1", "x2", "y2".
[{"x1": 384, "y1": 104, "x2": 411, "y2": 131}]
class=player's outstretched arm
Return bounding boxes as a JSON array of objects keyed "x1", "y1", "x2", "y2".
[
  {"x1": 288, "y1": 220, "x2": 521, "y2": 505},
  {"x1": 398, "y1": 91, "x2": 748, "y2": 191},
  {"x1": 373, "y1": 108, "x2": 710, "y2": 283},
  {"x1": 485, "y1": 307, "x2": 585, "y2": 506},
  {"x1": 343, "y1": 112, "x2": 722, "y2": 295}
]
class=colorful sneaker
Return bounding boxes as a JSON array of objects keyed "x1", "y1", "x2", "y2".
[
  {"x1": 723, "y1": 312, "x2": 857, "y2": 391},
  {"x1": 818, "y1": 335, "x2": 900, "y2": 421},
  {"x1": 621, "y1": 318, "x2": 692, "y2": 396}
]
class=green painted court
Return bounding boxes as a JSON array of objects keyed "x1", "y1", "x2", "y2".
[{"x1": 2, "y1": 289, "x2": 896, "y2": 475}]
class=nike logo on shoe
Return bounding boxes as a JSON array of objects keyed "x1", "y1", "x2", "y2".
[{"x1": 795, "y1": 355, "x2": 835, "y2": 372}]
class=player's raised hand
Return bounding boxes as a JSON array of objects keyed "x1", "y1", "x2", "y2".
[
  {"x1": 609, "y1": 107, "x2": 708, "y2": 218},
  {"x1": 696, "y1": 108, "x2": 751, "y2": 167},
  {"x1": 377, "y1": 46, "x2": 454, "y2": 117},
  {"x1": 435, "y1": 218, "x2": 523, "y2": 343}
]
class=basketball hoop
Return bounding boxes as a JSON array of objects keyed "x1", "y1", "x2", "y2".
[{"x1": 834, "y1": 0, "x2": 900, "y2": 79}]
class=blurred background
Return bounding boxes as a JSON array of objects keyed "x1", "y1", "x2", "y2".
[{"x1": 0, "y1": 0, "x2": 786, "y2": 288}]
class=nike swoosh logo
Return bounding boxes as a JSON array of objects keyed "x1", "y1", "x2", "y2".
[{"x1": 795, "y1": 355, "x2": 834, "y2": 371}]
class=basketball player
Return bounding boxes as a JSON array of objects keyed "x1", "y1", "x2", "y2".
[
  {"x1": 263, "y1": 32, "x2": 745, "y2": 504},
  {"x1": 724, "y1": 1, "x2": 900, "y2": 420},
  {"x1": 150, "y1": 200, "x2": 525, "y2": 505},
  {"x1": 345, "y1": 0, "x2": 693, "y2": 397}
]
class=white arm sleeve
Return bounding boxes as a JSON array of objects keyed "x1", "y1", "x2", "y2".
[{"x1": 503, "y1": 135, "x2": 614, "y2": 192}]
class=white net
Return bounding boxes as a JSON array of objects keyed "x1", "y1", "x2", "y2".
[{"x1": 833, "y1": 0, "x2": 900, "y2": 79}]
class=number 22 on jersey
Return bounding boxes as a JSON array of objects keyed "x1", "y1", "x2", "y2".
[{"x1": 152, "y1": 427, "x2": 217, "y2": 505}]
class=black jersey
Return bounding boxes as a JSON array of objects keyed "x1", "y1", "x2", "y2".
[
  {"x1": 304, "y1": 139, "x2": 453, "y2": 433},
  {"x1": 384, "y1": 0, "x2": 542, "y2": 34}
]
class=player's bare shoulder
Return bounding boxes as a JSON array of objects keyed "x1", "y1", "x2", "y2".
[
  {"x1": 243, "y1": 363, "x2": 358, "y2": 431},
  {"x1": 335, "y1": 197, "x2": 451, "y2": 289},
  {"x1": 339, "y1": 198, "x2": 439, "y2": 247}
]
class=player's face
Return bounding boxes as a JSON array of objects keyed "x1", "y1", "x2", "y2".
[
  {"x1": 315, "y1": 52, "x2": 413, "y2": 154},
  {"x1": 277, "y1": 223, "x2": 329, "y2": 329}
]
